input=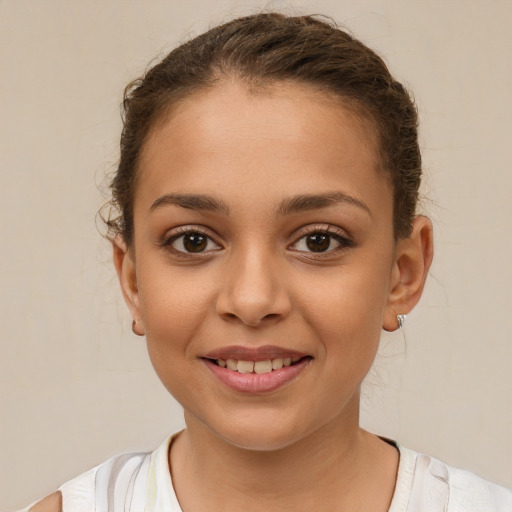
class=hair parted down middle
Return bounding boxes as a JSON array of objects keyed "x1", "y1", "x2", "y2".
[{"x1": 106, "y1": 12, "x2": 421, "y2": 246}]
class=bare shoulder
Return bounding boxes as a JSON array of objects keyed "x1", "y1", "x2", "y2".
[{"x1": 29, "y1": 491, "x2": 62, "y2": 512}]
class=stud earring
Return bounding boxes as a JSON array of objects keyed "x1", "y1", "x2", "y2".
[
  {"x1": 397, "y1": 314, "x2": 407, "y2": 330},
  {"x1": 132, "y1": 319, "x2": 144, "y2": 336}
]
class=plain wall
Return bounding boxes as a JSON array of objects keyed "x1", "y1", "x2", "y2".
[{"x1": 1, "y1": 0, "x2": 511, "y2": 509}]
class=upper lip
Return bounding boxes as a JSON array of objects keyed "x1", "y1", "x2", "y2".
[{"x1": 202, "y1": 345, "x2": 309, "y2": 362}]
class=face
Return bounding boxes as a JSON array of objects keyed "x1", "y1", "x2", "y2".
[{"x1": 118, "y1": 81, "x2": 404, "y2": 451}]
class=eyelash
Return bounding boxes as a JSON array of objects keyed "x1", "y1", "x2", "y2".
[
  {"x1": 161, "y1": 224, "x2": 354, "y2": 258},
  {"x1": 289, "y1": 225, "x2": 354, "y2": 257},
  {"x1": 162, "y1": 226, "x2": 221, "y2": 258}
]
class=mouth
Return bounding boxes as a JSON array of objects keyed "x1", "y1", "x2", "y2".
[
  {"x1": 206, "y1": 356, "x2": 310, "y2": 374},
  {"x1": 201, "y1": 347, "x2": 313, "y2": 393}
]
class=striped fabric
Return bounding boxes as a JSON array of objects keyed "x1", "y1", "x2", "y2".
[
  {"x1": 55, "y1": 434, "x2": 181, "y2": 511},
  {"x1": 18, "y1": 433, "x2": 512, "y2": 511}
]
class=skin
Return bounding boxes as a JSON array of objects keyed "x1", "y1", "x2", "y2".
[
  {"x1": 32, "y1": 80, "x2": 433, "y2": 511},
  {"x1": 28, "y1": 492, "x2": 61, "y2": 512}
]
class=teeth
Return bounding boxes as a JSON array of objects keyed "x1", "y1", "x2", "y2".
[
  {"x1": 254, "y1": 360, "x2": 273, "y2": 374},
  {"x1": 237, "y1": 360, "x2": 254, "y2": 373},
  {"x1": 272, "y1": 358, "x2": 284, "y2": 370},
  {"x1": 214, "y1": 356, "x2": 303, "y2": 374}
]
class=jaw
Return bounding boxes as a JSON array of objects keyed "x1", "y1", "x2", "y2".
[{"x1": 180, "y1": 378, "x2": 362, "y2": 454}]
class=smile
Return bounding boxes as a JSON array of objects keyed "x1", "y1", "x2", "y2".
[
  {"x1": 213, "y1": 356, "x2": 303, "y2": 374},
  {"x1": 202, "y1": 352, "x2": 312, "y2": 393}
]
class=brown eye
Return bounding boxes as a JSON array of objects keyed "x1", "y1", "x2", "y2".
[
  {"x1": 169, "y1": 231, "x2": 219, "y2": 253},
  {"x1": 183, "y1": 233, "x2": 207, "y2": 252},
  {"x1": 291, "y1": 228, "x2": 353, "y2": 255},
  {"x1": 305, "y1": 233, "x2": 330, "y2": 252}
]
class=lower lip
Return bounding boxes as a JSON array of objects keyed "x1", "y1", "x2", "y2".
[{"x1": 203, "y1": 358, "x2": 311, "y2": 393}]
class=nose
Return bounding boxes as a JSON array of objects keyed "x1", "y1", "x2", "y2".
[{"x1": 216, "y1": 247, "x2": 291, "y2": 327}]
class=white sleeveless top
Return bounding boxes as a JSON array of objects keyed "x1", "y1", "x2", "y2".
[{"x1": 20, "y1": 433, "x2": 512, "y2": 511}]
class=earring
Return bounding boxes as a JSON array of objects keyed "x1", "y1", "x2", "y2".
[
  {"x1": 397, "y1": 314, "x2": 407, "y2": 330},
  {"x1": 132, "y1": 319, "x2": 144, "y2": 336}
]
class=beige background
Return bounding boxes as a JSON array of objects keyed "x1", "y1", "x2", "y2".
[{"x1": 1, "y1": 0, "x2": 511, "y2": 510}]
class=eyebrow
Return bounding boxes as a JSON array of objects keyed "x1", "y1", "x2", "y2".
[
  {"x1": 150, "y1": 194, "x2": 231, "y2": 215},
  {"x1": 276, "y1": 192, "x2": 372, "y2": 217},
  {"x1": 149, "y1": 191, "x2": 371, "y2": 217}
]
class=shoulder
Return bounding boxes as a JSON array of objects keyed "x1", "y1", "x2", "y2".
[
  {"x1": 443, "y1": 461, "x2": 512, "y2": 511},
  {"x1": 58, "y1": 451, "x2": 150, "y2": 511},
  {"x1": 397, "y1": 445, "x2": 512, "y2": 512},
  {"x1": 18, "y1": 450, "x2": 153, "y2": 512},
  {"x1": 27, "y1": 492, "x2": 62, "y2": 512},
  {"x1": 18, "y1": 434, "x2": 178, "y2": 512}
]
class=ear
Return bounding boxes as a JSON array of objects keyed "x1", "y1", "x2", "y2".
[
  {"x1": 383, "y1": 216, "x2": 434, "y2": 331},
  {"x1": 112, "y1": 236, "x2": 145, "y2": 336}
]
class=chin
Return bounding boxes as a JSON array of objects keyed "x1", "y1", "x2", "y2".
[
  {"x1": 220, "y1": 428, "x2": 304, "y2": 452},
  {"x1": 200, "y1": 413, "x2": 318, "y2": 452}
]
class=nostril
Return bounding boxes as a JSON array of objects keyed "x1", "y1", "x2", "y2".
[
  {"x1": 216, "y1": 285, "x2": 291, "y2": 326},
  {"x1": 222, "y1": 312, "x2": 240, "y2": 322}
]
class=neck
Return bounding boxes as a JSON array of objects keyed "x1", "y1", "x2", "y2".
[{"x1": 170, "y1": 402, "x2": 398, "y2": 512}]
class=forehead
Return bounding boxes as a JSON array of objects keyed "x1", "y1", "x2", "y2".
[{"x1": 135, "y1": 81, "x2": 391, "y2": 221}]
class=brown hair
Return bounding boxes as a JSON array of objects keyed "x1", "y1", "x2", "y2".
[{"x1": 106, "y1": 12, "x2": 421, "y2": 245}]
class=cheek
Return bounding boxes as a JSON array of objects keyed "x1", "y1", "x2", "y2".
[
  {"x1": 138, "y1": 269, "x2": 216, "y2": 400},
  {"x1": 137, "y1": 264, "x2": 217, "y2": 355},
  {"x1": 294, "y1": 256, "x2": 392, "y2": 375},
  {"x1": 296, "y1": 260, "x2": 391, "y2": 333}
]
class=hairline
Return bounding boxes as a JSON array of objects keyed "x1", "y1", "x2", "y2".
[{"x1": 134, "y1": 73, "x2": 388, "y2": 185}]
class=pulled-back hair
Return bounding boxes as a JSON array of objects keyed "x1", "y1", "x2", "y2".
[{"x1": 107, "y1": 12, "x2": 421, "y2": 245}]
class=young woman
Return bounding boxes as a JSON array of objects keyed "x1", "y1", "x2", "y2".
[{"x1": 22, "y1": 12, "x2": 512, "y2": 512}]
